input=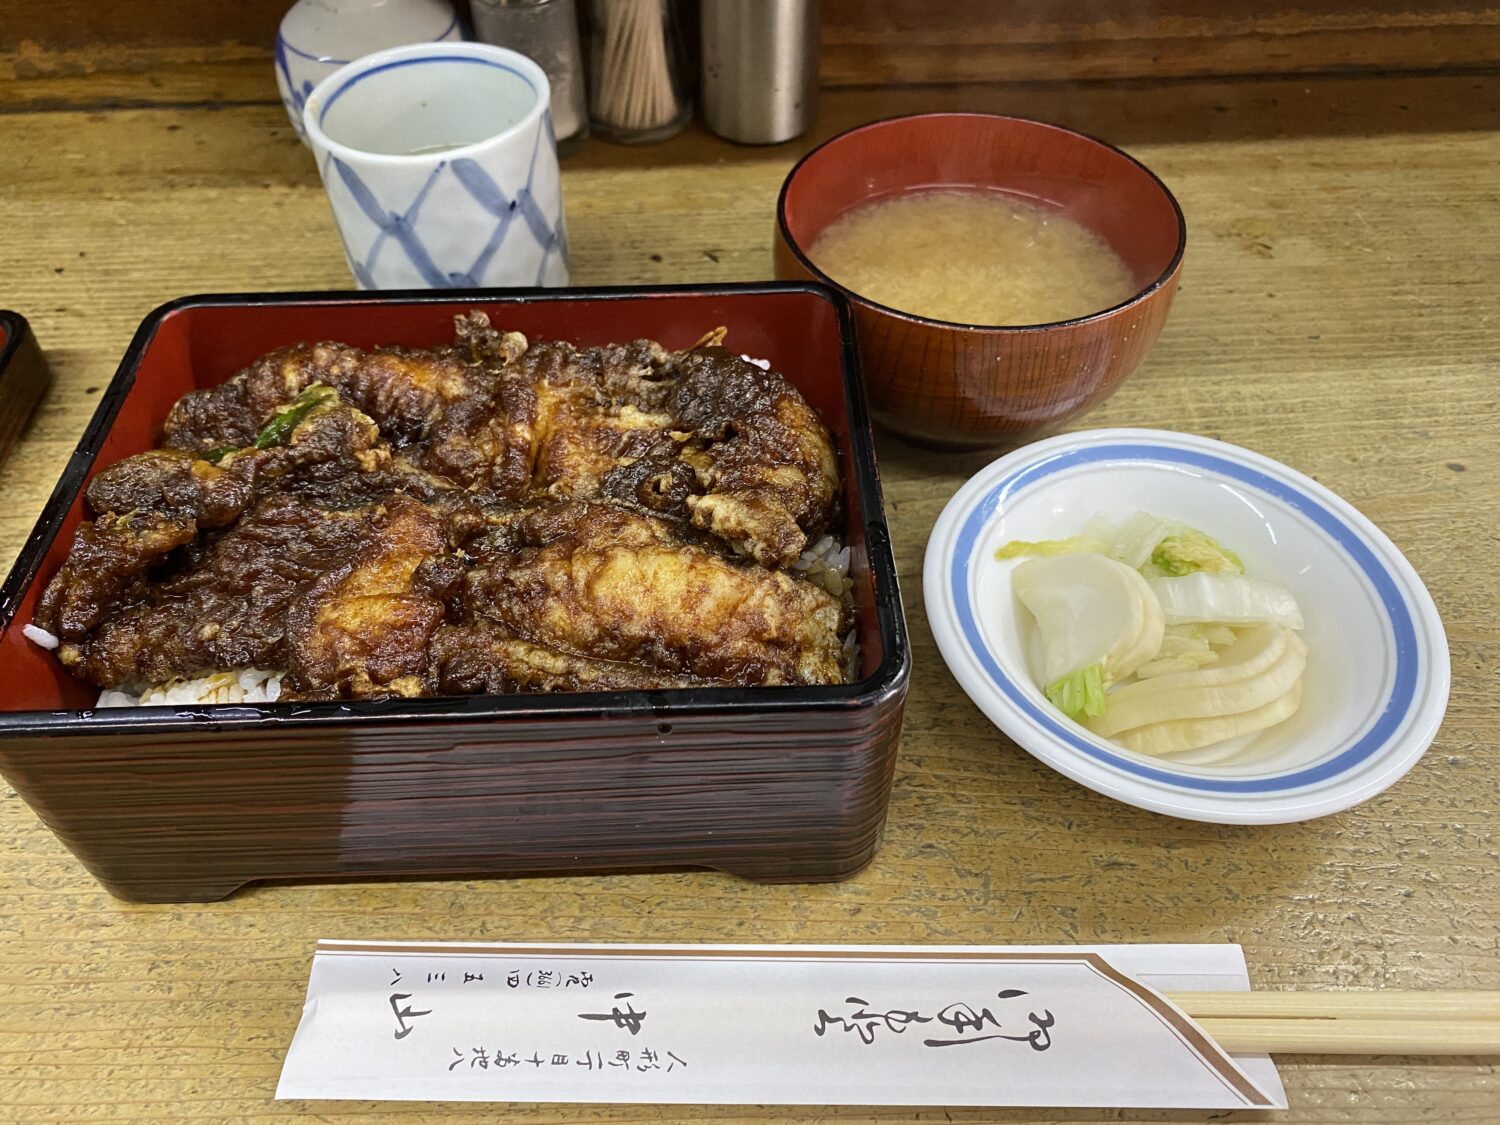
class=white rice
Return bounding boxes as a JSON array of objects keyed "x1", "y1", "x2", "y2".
[
  {"x1": 20, "y1": 622, "x2": 283, "y2": 707},
  {"x1": 22, "y1": 623, "x2": 59, "y2": 650},
  {"x1": 841, "y1": 629, "x2": 860, "y2": 682},
  {"x1": 794, "y1": 533, "x2": 853, "y2": 600},
  {"x1": 96, "y1": 668, "x2": 284, "y2": 708},
  {"x1": 793, "y1": 535, "x2": 860, "y2": 682}
]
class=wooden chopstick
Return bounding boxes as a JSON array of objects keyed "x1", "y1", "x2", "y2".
[
  {"x1": 1159, "y1": 992, "x2": 1500, "y2": 1054},
  {"x1": 1167, "y1": 990, "x2": 1500, "y2": 1021},
  {"x1": 1193, "y1": 1018, "x2": 1500, "y2": 1055}
]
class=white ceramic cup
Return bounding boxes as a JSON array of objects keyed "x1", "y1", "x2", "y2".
[
  {"x1": 303, "y1": 42, "x2": 570, "y2": 290},
  {"x1": 275, "y1": 0, "x2": 462, "y2": 144}
]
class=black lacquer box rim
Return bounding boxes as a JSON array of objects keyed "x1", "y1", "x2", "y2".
[{"x1": 0, "y1": 308, "x2": 52, "y2": 468}]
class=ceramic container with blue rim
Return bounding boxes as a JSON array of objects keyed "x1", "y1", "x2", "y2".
[
  {"x1": 276, "y1": 0, "x2": 462, "y2": 144},
  {"x1": 924, "y1": 428, "x2": 1450, "y2": 824},
  {"x1": 303, "y1": 42, "x2": 569, "y2": 290}
]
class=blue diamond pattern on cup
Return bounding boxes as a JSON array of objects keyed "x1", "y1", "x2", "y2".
[
  {"x1": 319, "y1": 114, "x2": 567, "y2": 289},
  {"x1": 276, "y1": 35, "x2": 351, "y2": 142}
]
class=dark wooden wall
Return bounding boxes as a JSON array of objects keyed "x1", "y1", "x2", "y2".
[
  {"x1": 821, "y1": 0, "x2": 1499, "y2": 84},
  {"x1": 3, "y1": 0, "x2": 1497, "y2": 109}
]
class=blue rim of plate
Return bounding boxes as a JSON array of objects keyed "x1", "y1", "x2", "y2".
[{"x1": 949, "y1": 441, "x2": 1420, "y2": 794}]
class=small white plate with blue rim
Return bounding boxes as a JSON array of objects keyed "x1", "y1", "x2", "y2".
[{"x1": 923, "y1": 427, "x2": 1450, "y2": 824}]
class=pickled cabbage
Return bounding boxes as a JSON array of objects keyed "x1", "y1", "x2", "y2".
[
  {"x1": 1002, "y1": 512, "x2": 1307, "y2": 760},
  {"x1": 1148, "y1": 573, "x2": 1304, "y2": 629}
]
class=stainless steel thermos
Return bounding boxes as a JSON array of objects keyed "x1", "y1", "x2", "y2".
[{"x1": 701, "y1": 0, "x2": 820, "y2": 144}]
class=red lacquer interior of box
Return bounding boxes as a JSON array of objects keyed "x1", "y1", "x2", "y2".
[{"x1": 0, "y1": 288, "x2": 877, "y2": 713}]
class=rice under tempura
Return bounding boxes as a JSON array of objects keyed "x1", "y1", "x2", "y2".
[
  {"x1": 95, "y1": 668, "x2": 284, "y2": 708},
  {"x1": 793, "y1": 534, "x2": 859, "y2": 680},
  {"x1": 794, "y1": 533, "x2": 853, "y2": 600}
]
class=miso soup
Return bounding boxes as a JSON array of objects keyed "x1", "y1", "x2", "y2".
[{"x1": 808, "y1": 190, "x2": 1138, "y2": 326}]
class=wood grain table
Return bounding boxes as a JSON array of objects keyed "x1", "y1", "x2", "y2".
[{"x1": 1, "y1": 78, "x2": 1496, "y2": 1122}]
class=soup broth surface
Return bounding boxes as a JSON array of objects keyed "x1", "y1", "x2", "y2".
[{"x1": 808, "y1": 190, "x2": 1138, "y2": 326}]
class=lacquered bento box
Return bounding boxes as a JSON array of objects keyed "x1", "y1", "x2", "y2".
[{"x1": 0, "y1": 284, "x2": 909, "y2": 902}]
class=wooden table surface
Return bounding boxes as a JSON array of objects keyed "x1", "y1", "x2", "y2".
[{"x1": 1, "y1": 78, "x2": 1497, "y2": 1122}]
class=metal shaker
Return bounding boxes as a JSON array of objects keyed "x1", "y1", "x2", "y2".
[
  {"x1": 471, "y1": 0, "x2": 591, "y2": 153},
  {"x1": 701, "y1": 0, "x2": 820, "y2": 145}
]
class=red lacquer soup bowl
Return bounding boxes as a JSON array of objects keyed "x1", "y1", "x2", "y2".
[
  {"x1": 775, "y1": 113, "x2": 1187, "y2": 449},
  {"x1": 0, "y1": 284, "x2": 909, "y2": 902}
]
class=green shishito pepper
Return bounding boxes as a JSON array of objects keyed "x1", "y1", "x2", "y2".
[
  {"x1": 253, "y1": 384, "x2": 338, "y2": 448},
  {"x1": 202, "y1": 384, "x2": 337, "y2": 464}
]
